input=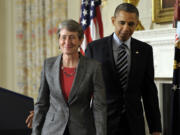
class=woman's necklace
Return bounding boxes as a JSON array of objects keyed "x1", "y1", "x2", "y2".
[
  {"x1": 61, "y1": 54, "x2": 79, "y2": 77},
  {"x1": 61, "y1": 66, "x2": 76, "y2": 77}
]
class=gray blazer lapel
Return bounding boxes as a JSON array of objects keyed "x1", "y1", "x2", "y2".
[
  {"x1": 68, "y1": 55, "x2": 87, "y2": 104},
  {"x1": 53, "y1": 54, "x2": 68, "y2": 106}
]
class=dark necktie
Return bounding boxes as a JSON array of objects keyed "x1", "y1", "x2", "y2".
[
  {"x1": 115, "y1": 43, "x2": 129, "y2": 114},
  {"x1": 116, "y1": 43, "x2": 128, "y2": 90}
]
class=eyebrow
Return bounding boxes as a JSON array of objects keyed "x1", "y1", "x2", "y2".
[{"x1": 118, "y1": 21, "x2": 135, "y2": 24}]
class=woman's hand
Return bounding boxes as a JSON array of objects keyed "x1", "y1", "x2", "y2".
[{"x1": 25, "y1": 110, "x2": 34, "y2": 129}]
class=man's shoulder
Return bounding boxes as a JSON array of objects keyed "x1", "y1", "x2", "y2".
[
  {"x1": 88, "y1": 35, "x2": 112, "y2": 46},
  {"x1": 132, "y1": 37, "x2": 152, "y2": 49}
]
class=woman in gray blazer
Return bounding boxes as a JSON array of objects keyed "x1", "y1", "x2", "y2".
[{"x1": 31, "y1": 19, "x2": 107, "y2": 135}]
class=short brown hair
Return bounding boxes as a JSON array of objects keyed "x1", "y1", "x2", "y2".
[{"x1": 57, "y1": 19, "x2": 84, "y2": 39}]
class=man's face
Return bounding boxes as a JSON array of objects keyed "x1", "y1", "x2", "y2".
[
  {"x1": 111, "y1": 10, "x2": 138, "y2": 41},
  {"x1": 59, "y1": 28, "x2": 83, "y2": 55}
]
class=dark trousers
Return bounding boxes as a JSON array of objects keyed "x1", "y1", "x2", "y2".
[
  {"x1": 118, "y1": 113, "x2": 132, "y2": 135},
  {"x1": 108, "y1": 112, "x2": 132, "y2": 135}
]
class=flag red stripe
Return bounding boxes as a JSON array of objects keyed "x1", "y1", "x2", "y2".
[
  {"x1": 84, "y1": 27, "x2": 93, "y2": 43},
  {"x1": 96, "y1": 6, "x2": 103, "y2": 38},
  {"x1": 80, "y1": 0, "x2": 103, "y2": 54}
]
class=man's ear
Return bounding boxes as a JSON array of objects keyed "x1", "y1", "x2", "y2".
[
  {"x1": 111, "y1": 16, "x2": 116, "y2": 26},
  {"x1": 136, "y1": 20, "x2": 139, "y2": 27}
]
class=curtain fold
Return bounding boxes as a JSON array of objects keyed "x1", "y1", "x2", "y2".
[{"x1": 16, "y1": 0, "x2": 67, "y2": 100}]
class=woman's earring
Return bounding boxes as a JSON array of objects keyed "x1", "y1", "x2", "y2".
[{"x1": 78, "y1": 46, "x2": 81, "y2": 52}]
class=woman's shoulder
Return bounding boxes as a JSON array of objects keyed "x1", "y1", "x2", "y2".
[
  {"x1": 45, "y1": 56, "x2": 59, "y2": 62},
  {"x1": 82, "y1": 55, "x2": 101, "y2": 68},
  {"x1": 44, "y1": 55, "x2": 60, "y2": 66}
]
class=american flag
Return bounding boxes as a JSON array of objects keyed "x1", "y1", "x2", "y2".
[{"x1": 80, "y1": 0, "x2": 103, "y2": 55}]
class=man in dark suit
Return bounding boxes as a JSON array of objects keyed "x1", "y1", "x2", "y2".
[{"x1": 85, "y1": 3, "x2": 162, "y2": 135}]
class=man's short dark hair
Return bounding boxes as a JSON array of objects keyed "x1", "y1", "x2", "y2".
[{"x1": 114, "y1": 3, "x2": 139, "y2": 19}]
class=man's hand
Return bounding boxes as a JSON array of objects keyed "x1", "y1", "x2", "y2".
[{"x1": 25, "y1": 110, "x2": 34, "y2": 129}]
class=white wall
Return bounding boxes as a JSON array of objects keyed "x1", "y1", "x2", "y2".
[
  {"x1": 67, "y1": 0, "x2": 81, "y2": 21},
  {"x1": 0, "y1": 0, "x2": 17, "y2": 91}
]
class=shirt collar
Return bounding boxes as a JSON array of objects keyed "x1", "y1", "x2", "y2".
[{"x1": 112, "y1": 33, "x2": 131, "y2": 50}]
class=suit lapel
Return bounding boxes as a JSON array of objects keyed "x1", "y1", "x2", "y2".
[
  {"x1": 68, "y1": 55, "x2": 87, "y2": 105},
  {"x1": 128, "y1": 38, "x2": 141, "y2": 84},
  {"x1": 53, "y1": 55, "x2": 68, "y2": 106},
  {"x1": 106, "y1": 35, "x2": 117, "y2": 73}
]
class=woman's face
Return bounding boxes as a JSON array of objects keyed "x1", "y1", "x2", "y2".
[{"x1": 59, "y1": 28, "x2": 83, "y2": 55}]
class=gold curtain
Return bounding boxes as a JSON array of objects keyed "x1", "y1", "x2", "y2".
[{"x1": 16, "y1": 0, "x2": 67, "y2": 99}]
